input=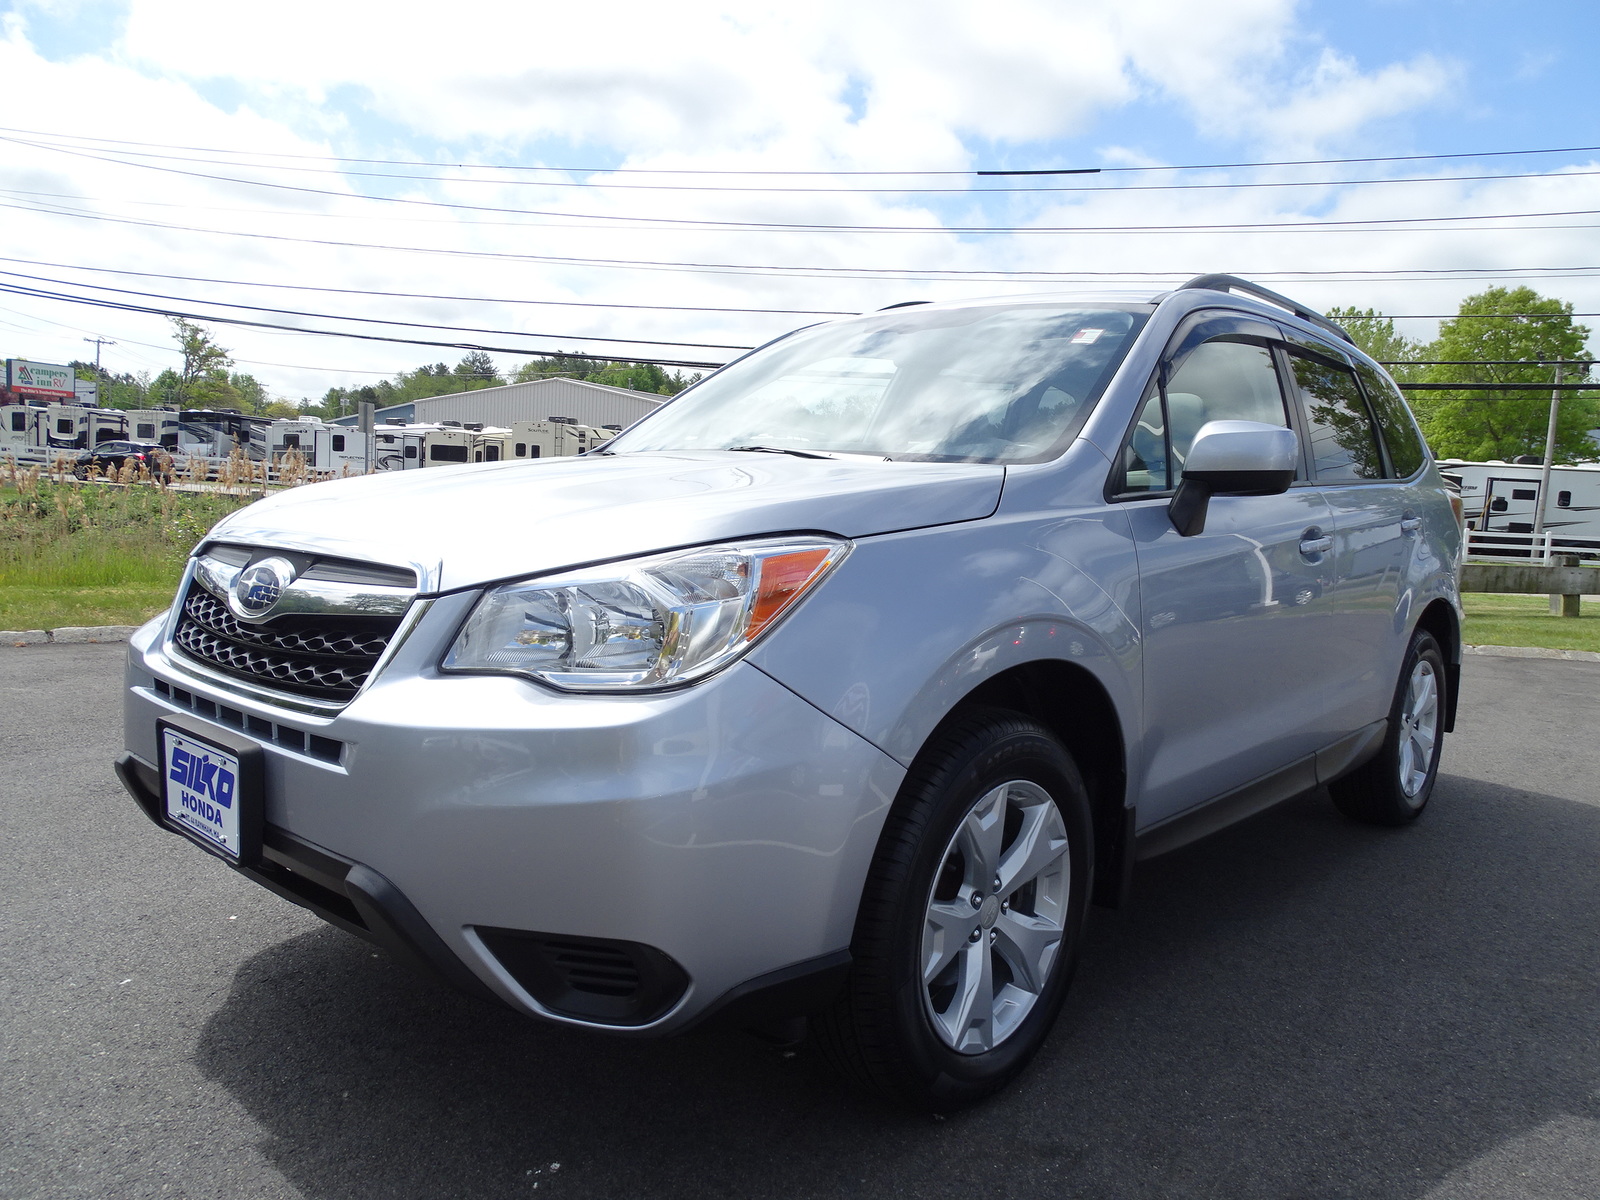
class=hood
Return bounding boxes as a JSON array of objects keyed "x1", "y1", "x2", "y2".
[{"x1": 206, "y1": 451, "x2": 1004, "y2": 593}]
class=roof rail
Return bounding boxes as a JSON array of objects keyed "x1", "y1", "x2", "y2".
[
  {"x1": 876, "y1": 300, "x2": 932, "y2": 311},
  {"x1": 1178, "y1": 274, "x2": 1354, "y2": 346}
]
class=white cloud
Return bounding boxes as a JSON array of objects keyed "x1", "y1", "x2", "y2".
[{"x1": 109, "y1": 0, "x2": 1453, "y2": 161}]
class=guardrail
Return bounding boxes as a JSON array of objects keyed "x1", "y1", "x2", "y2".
[
  {"x1": 1460, "y1": 553, "x2": 1598, "y2": 618},
  {"x1": 1464, "y1": 529, "x2": 1600, "y2": 564}
]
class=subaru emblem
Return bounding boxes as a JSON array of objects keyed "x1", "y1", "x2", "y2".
[{"x1": 230, "y1": 557, "x2": 297, "y2": 619}]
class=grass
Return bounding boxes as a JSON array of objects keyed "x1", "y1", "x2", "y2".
[
  {"x1": 1461, "y1": 591, "x2": 1600, "y2": 654},
  {"x1": 0, "y1": 467, "x2": 252, "y2": 630}
]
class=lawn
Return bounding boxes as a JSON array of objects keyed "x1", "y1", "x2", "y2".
[
  {"x1": 1461, "y1": 591, "x2": 1600, "y2": 654},
  {"x1": 0, "y1": 471, "x2": 251, "y2": 630}
]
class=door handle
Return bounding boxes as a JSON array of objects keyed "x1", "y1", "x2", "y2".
[
  {"x1": 1400, "y1": 515, "x2": 1422, "y2": 535},
  {"x1": 1299, "y1": 531, "x2": 1332, "y2": 557}
]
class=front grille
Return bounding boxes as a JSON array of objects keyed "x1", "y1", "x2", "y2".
[
  {"x1": 152, "y1": 677, "x2": 344, "y2": 762},
  {"x1": 172, "y1": 581, "x2": 403, "y2": 702}
]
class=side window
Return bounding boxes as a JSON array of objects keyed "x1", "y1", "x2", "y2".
[
  {"x1": 1120, "y1": 338, "x2": 1289, "y2": 492},
  {"x1": 12, "y1": 411, "x2": 29, "y2": 432},
  {"x1": 1289, "y1": 354, "x2": 1383, "y2": 482},
  {"x1": 1354, "y1": 362, "x2": 1427, "y2": 478},
  {"x1": 136, "y1": 423, "x2": 156, "y2": 439},
  {"x1": 331, "y1": 434, "x2": 346, "y2": 452}
]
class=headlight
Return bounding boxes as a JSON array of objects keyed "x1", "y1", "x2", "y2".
[{"x1": 442, "y1": 536, "x2": 849, "y2": 692}]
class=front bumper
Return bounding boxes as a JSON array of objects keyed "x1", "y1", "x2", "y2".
[{"x1": 120, "y1": 603, "x2": 904, "y2": 1034}]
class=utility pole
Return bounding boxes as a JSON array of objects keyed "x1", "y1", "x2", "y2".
[
  {"x1": 1533, "y1": 359, "x2": 1562, "y2": 538},
  {"x1": 82, "y1": 336, "x2": 116, "y2": 372}
]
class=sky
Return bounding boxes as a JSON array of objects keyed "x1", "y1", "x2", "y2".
[{"x1": 1, "y1": 0, "x2": 1598, "y2": 404}]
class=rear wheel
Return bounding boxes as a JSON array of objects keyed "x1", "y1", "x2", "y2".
[
  {"x1": 1330, "y1": 630, "x2": 1446, "y2": 826},
  {"x1": 815, "y1": 708, "x2": 1092, "y2": 1109}
]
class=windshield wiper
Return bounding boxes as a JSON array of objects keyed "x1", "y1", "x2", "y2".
[
  {"x1": 726, "y1": 445, "x2": 892, "y2": 462},
  {"x1": 726, "y1": 444, "x2": 833, "y2": 459}
]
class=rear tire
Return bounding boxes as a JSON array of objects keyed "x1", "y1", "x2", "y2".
[
  {"x1": 1330, "y1": 630, "x2": 1446, "y2": 826},
  {"x1": 814, "y1": 708, "x2": 1092, "y2": 1109}
]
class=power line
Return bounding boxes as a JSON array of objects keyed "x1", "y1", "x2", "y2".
[
  {"x1": 1397, "y1": 382, "x2": 1598, "y2": 391},
  {"x1": 10, "y1": 198, "x2": 1600, "y2": 292},
  {"x1": 0, "y1": 283, "x2": 726, "y2": 370},
  {"x1": 1380, "y1": 359, "x2": 1597, "y2": 366},
  {"x1": 8, "y1": 138, "x2": 1599, "y2": 234},
  {"x1": 0, "y1": 255, "x2": 855, "y2": 317},
  {"x1": 0, "y1": 270, "x2": 755, "y2": 352},
  {"x1": 6, "y1": 125, "x2": 1597, "y2": 175},
  {"x1": 7, "y1": 132, "x2": 1599, "y2": 195},
  {"x1": 9, "y1": 255, "x2": 1600, "y2": 301}
]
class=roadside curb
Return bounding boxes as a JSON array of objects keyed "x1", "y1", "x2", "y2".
[
  {"x1": 3, "y1": 626, "x2": 139, "y2": 647},
  {"x1": 1464, "y1": 644, "x2": 1600, "y2": 662}
]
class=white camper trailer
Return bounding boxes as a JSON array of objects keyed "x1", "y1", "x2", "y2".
[
  {"x1": 366, "y1": 417, "x2": 606, "y2": 472},
  {"x1": 420, "y1": 425, "x2": 486, "y2": 466},
  {"x1": 124, "y1": 409, "x2": 185, "y2": 448},
  {"x1": 267, "y1": 418, "x2": 371, "y2": 475},
  {"x1": 40, "y1": 404, "x2": 89, "y2": 452},
  {"x1": 178, "y1": 410, "x2": 273, "y2": 461},
  {"x1": 83, "y1": 407, "x2": 132, "y2": 445},
  {"x1": 1438, "y1": 459, "x2": 1600, "y2": 557},
  {"x1": 504, "y1": 417, "x2": 611, "y2": 460},
  {"x1": 1, "y1": 403, "x2": 46, "y2": 459},
  {"x1": 372, "y1": 422, "x2": 434, "y2": 471}
]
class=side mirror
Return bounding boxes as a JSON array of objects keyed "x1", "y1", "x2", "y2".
[{"x1": 1168, "y1": 420, "x2": 1298, "y2": 537}]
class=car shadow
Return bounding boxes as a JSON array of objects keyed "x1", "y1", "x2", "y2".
[{"x1": 193, "y1": 776, "x2": 1600, "y2": 1199}]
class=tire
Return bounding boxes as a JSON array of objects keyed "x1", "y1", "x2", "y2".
[
  {"x1": 73, "y1": 465, "x2": 89, "y2": 481},
  {"x1": 815, "y1": 708, "x2": 1093, "y2": 1109},
  {"x1": 1330, "y1": 630, "x2": 1446, "y2": 826}
]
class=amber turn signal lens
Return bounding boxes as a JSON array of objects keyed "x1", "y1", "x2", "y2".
[{"x1": 748, "y1": 548, "x2": 835, "y2": 640}]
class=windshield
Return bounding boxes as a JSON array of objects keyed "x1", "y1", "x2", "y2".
[{"x1": 609, "y1": 303, "x2": 1149, "y2": 464}]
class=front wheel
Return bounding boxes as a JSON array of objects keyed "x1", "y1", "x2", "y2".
[
  {"x1": 1330, "y1": 630, "x2": 1446, "y2": 826},
  {"x1": 815, "y1": 709, "x2": 1093, "y2": 1109}
]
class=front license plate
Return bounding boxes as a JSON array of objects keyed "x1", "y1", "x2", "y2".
[{"x1": 160, "y1": 724, "x2": 254, "y2": 862}]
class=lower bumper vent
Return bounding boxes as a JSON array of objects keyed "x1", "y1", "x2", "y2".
[{"x1": 475, "y1": 927, "x2": 689, "y2": 1026}]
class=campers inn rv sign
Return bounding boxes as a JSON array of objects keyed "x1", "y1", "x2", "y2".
[{"x1": 6, "y1": 359, "x2": 76, "y2": 399}]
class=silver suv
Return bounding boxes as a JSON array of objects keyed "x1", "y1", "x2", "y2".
[{"x1": 117, "y1": 275, "x2": 1463, "y2": 1108}]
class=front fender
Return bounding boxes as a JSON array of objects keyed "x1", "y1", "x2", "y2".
[{"x1": 747, "y1": 515, "x2": 1143, "y2": 775}]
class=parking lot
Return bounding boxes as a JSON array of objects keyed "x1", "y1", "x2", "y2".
[{"x1": 3, "y1": 643, "x2": 1598, "y2": 1200}]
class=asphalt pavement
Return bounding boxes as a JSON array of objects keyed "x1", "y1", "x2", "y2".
[{"x1": 3, "y1": 643, "x2": 1598, "y2": 1200}]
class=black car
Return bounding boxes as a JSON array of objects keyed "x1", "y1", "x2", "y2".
[{"x1": 74, "y1": 441, "x2": 173, "y2": 482}]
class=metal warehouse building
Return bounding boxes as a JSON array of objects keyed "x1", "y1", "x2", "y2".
[{"x1": 335, "y1": 377, "x2": 667, "y2": 430}]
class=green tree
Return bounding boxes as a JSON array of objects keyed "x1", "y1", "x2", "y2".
[
  {"x1": 1324, "y1": 307, "x2": 1425, "y2": 383},
  {"x1": 68, "y1": 361, "x2": 150, "y2": 409},
  {"x1": 454, "y1": 352, "x2": 500, "y2": 388},
  {"x1": 230, "y1": 372, "x2": 270, "y2": 415},
  {"x1": 169, "y1": 318, "x2": 234, "y2": 407},
  {"x1": 511, "y1": 355, "x2": 698, "y2": 394},
  {"x1": 1412, "y1": 287, "x2": 1599, "y2": 462},
  {"x1": 148, "y1": 369, "x2": 184, "y2": 408}
]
